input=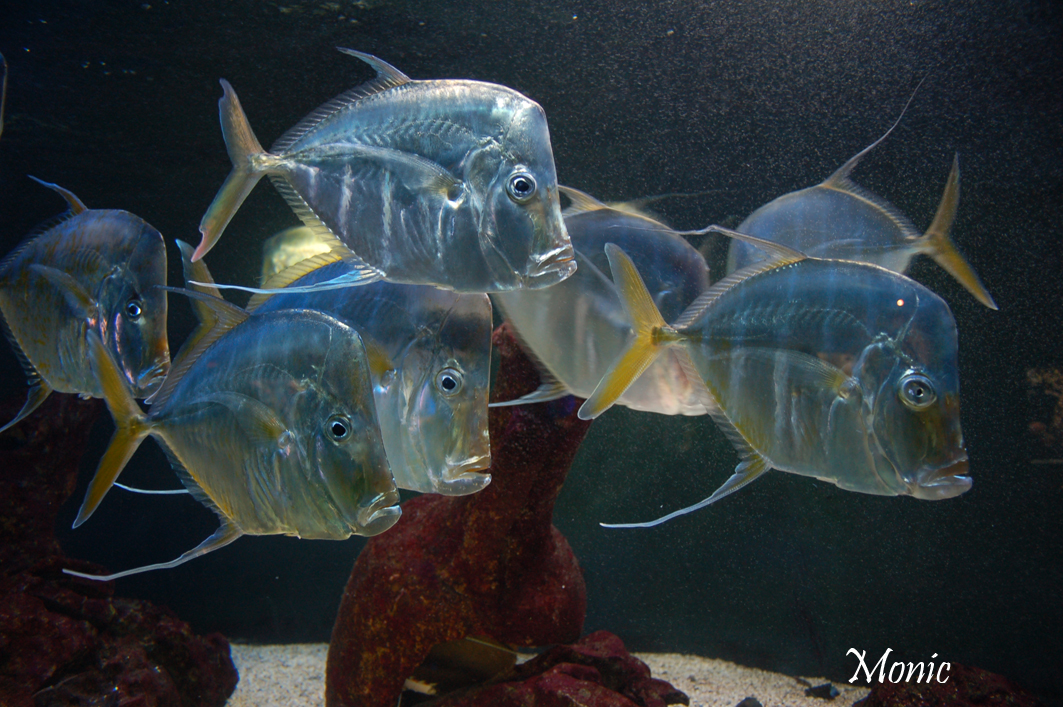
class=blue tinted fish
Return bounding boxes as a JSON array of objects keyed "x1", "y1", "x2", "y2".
[
  {"x1": 493, "y1": 186, "x2": 710, "y2": 415},
  {"x1": 66, "y1": 294, "x2": 399, "y2": 581},
  {"x1": 195, "y1": 49, "x2": 574, "y2": 294},
  {"x1": 0, "y1": 178, "x2": 169, "y2": 433},
  {"x1": 581, "y1": 235, "x2": 970, "y2": 527}
]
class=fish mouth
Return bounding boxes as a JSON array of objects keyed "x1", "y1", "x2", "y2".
[
  {"x1": 912, "y1": 458, "x2": 972, "y2": 500},
  {"x1": 437, "y1": 455, "x2": 493, "y2": 496},
  {"x1": 356, "y1": 491, "x2": 402, "y2": 536},
  {"x1": 524, "y1": 244, "x2": 576, "y2": 287},
  {"x1": 135, "y1": 361, "x2": 170, "y2": 398}
]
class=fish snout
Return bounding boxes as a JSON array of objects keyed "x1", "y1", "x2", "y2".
[
  {"x1": 135, "y1": 359, "x2": 171, "y2": 397},
  {"x1": 356, "y1": 490, "x2": 402, "y2": 536},
  {"x1": 437, "y1": 454, "x2": 492, "y2": 496},
  {"x1": 912, "y1": 457, "x2": 972, "y2": 500},
  {"x1": 524, "y1": 243, "x2": 576, "y2": 288}
]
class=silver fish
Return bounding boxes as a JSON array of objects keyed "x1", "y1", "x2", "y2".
[
  {"x1": 493, "y1": 186, "x2": 710, "y2": 415},
  {"x1": 581, "y1": 234, "x2": 970, "y2": 527},
  {"x1": 194, "y1": 49, "x2": 575, "y2": 294},
  {"x1": 187, "y1": 229, "x2": 493, "y2": 496},
  {"x1": 65, "y1": 297, "x2": 399, "y2": 581},
  {"x1": 0, "y1": 178, "x2": 170, "y2": 433},
  {"x1": 726, "y1": 117, "x2": 996, "y2": 309}
]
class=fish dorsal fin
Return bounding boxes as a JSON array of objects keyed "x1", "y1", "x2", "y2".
[
  {"x1": 822, "y1": 76, "x2": 926, "y2": 190},
  {"x1": 246, "y1": 250, "x2": 348, "y2": 312},
  {"x1": 670, "y1": 225, "x2": 805, "y2": 330},
  {"x1": 28, "y1": 176, "x2": 88, "y2": 214},
  {"x1": 559, "y1": 185, "x2": 608, "y2": 215},
  {"x1": 148, "y1": 287, "x2": 249, "y2": 410},
  {"x1": 270, "y1": 48, "x2": 411, "y2": 154}
]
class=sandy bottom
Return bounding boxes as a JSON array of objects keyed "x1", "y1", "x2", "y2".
[{"x1": 225, "y1": 643, "x2": 869, "y2": 707}]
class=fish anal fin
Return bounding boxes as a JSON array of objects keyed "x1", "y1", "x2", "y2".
[
  {"x1": 62, "y1": 521, "x2": 242, "y2": 582},
  {"x1": 578, "y1": 244, "x2": 671, "y2": 420},
  {"x1": 0, "y1": 381, "x2": 52, "y2": 435},
  {"x1": 27, "y1": 176, "x2": 88, "y2": 214},
  {"x1": 919, "y1": 155, "x2": 997, "y2": 310},
  {"x1": 269, "y1": 49, "x2": 411, "y2": 154},
  {"x1": 601, "y1": 454, "x2": 771, "y2": 529}
]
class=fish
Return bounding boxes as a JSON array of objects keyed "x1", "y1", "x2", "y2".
[
  {"x1": 492, "y1": 186, "x2": 710, "y2": 415},
  {"x1": 186, "y1": 229, "x2": 493, "y2": 496},
  {"x1": 725, "y1": 107, "x2": 996, "y2": 309},
  {"x1": 64, "y1": 293, "x2": 400, "y2": 581},
  {"x1": 260, "y1": 224, "x2": 333, "y2": 284},
  {"x1": 579, "y1": 235, "x2": 971, "y2": 527},
  {"x1": 0, "y1": 177, "x2": 170, "y2": 433},
  {"x1": 194, "y1": 49, "x2": 575, "y2": 294}
]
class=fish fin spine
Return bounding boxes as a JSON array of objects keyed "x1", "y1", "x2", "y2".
[
  {"x1": 194, "y1": 79, "x2": 270, "y2": 262},
  {"x1": 27, "y1": 176, "x2": 88, "y2": 214},
  {"x1": 918, "y1": 155, "x2": 997, "y2": 309}
]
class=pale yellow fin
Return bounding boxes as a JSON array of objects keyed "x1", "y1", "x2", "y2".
[
  {"x1": 919, "y1": 155, "x2": 997, "y2": 310},
  {"x1": 362, "y1": 336, "x2": 396, "y2": 380},
  {"x1": 578, "y1": 244, "x2": 673, "y2": 420},
  {"x1": 246, "y1": 249, "x2": 348, "y2": 312},
  {"x1": 194, "y1": 79, "x2": 269, "y2": 262},
  {"x1": 559, "y1": 185, "x2": 608, "y2": 215},
  {"x1": 74, "y1": 332, "x2": 151, "y2": 528}
]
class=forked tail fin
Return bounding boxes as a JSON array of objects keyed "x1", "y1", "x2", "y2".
[
  {"x1": 577, "y1": 244, "x2": 675, "y2": 420},
  {"x1": 920, "y1": 155, "x2": 997, "y2": 310},
  {"x1": 194, "y1": 79, "x2": 269, "y2": 262},
  {"x1": 74, "y1": 332, "x2": 151, "y2": 527}
]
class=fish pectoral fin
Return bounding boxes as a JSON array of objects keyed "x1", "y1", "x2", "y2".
[
  {"x1": 201, "y1": 392, "x2": 289, "y2": 448},
  {"x1": 489, "y1": 376, "x2": 570, "y2": 408},
  {"x1": 62, "y1": 521, "x2": 243, "y2": 582},
  {"x1": 28, "y1": 264, "x2": 95, "y2": 317},
  {"x1": 345, "y1": 144, "x2": 462, "y2": 197},
  {"x1": 601, "y1": 454, "x2": 772, "y2": 529},
  {"x1": 920, "y1": 155, "x2": 997, "y2": 310},
  {"x1": 0, "y1": 381, "x2": 52, "y2": 434}
]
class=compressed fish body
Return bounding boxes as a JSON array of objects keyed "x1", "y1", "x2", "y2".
[
  {"x1": 197, "y1": 51, "x2": 574, "y2": 294},
  {"x1": 493, "y1": 189, "x2": 709, "y2": 414},
  {"x1": 248, "y1": 251, "x2": 492, "y2": 496},
  {"x1": 0, "y1": 180, "x2": 169, "y2": 432}
]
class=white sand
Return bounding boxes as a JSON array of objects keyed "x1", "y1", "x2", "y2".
[{"x1": 226, "y1": 643, "x2": 869, "y2": 707}]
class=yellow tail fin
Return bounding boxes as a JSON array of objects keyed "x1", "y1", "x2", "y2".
[
  {"x1": 922, "y1": 155, "x2": 997, "y2": 310},
  {"x1": 194, "y1": 79, "x2": 269, "y2": 262},
  {"x1": 74, "y1": 332, "x2": 151, "y2": 527},
  {"x1": 578, "y1": 243, "x2": 675, "y2": 420}
]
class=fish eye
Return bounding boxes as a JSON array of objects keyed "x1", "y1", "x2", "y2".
[
  {"x1": 436, "y1": 367, "x2": 464, "y2": 396},
  {"x1": 899, "y1": 373, "x2": 936, "y2": 410},
  {"x1": 125, "y1": 298, "x2": 143, "y2": 319},
  {"x1": 326, "y1": 414, "x2": 352, "y2": 441},
  {"x1": 506, "y1": 172, "x2": 537, "y2": 203}
]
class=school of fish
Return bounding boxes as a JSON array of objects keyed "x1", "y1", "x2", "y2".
[{"x1": 0, "y1": 49, "x2": 993, "y2": 580}]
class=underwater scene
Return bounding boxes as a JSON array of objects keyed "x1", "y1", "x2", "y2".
[{"x1": 0, "y1": 0, "x2": 1060, "y2": 705}]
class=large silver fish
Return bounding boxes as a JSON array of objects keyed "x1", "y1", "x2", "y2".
[
  {"x1": 493, "y1": 186, "x2": 710, "y2": 415},
  {"x1": 726, "y1": 126, "x2": 996, "y2": 309},
  {"x1": 0, "y1": 178, "x2": 170, "y2": 433},
  {"x1": 65, "y1": 296, "x2": 399, "y2": 581},
  {"x1": 194, "y1": 49, "x2": 575, "y2": 294},
  {"x1": 186, "y1": 229, "x2": 493, "y2": 496},
  {"x1": 581, "y1": 235, "x2": 971, "y2": 527}
]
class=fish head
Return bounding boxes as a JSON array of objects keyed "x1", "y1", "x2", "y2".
[
  {"x1": 304, "y1": 323, "x2": 401, "y2": 536},
  {"x1": 386, "y1": 292, "x2": 493, "y2": 495},
  {"x1": 99, "y1": 222, "x2": 170, "y2": 398},
  {"x1": 469, "y1": 96, "x2": 574, "y2": 291},
  {"x1": 860, "y1": 309, "x2": 970, "y2": 501}
]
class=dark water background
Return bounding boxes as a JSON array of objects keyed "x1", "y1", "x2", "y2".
[{"x1": 1, "y1": 0, "x2": 1061, "y2": 701}]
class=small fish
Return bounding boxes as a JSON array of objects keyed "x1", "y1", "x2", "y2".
[
  {"x1": 492, "y1": 186, "x2": 710, "y2": 414},
  {"x1": 194, "y1": 49, "x2": 575, "y2": 294},
  {"x1": 65, "y1": 295, "x2": 399, "y2": 581},
  {"x1": 0, "y1": 178, "x2": 170, "y2": 433},
  {"x1": 580, "y1": 235, "x2": 971, "y2": 527},
  {"x1": 187, "y1": 229, "x2": 493, "y2": 496},
  {"x1": 726, "y1": 100, "x2": 996, "y2": 309}
]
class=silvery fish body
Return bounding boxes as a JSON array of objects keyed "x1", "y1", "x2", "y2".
[
  {"x1": 250, "y1": 258, "x2": 493, "y2": 496},
  {"x1": 195, "y1": 50, "x2": 575, "y2": 294},
  {"x1": 0, "y1": 179, "x2": 169, "y2": 433},
  {"x1": 67, "y1": 306, "x2": 400, "y2": 581},
  {"x1": 494, "y1": 189, "x2": 709, "y2": 414}
]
